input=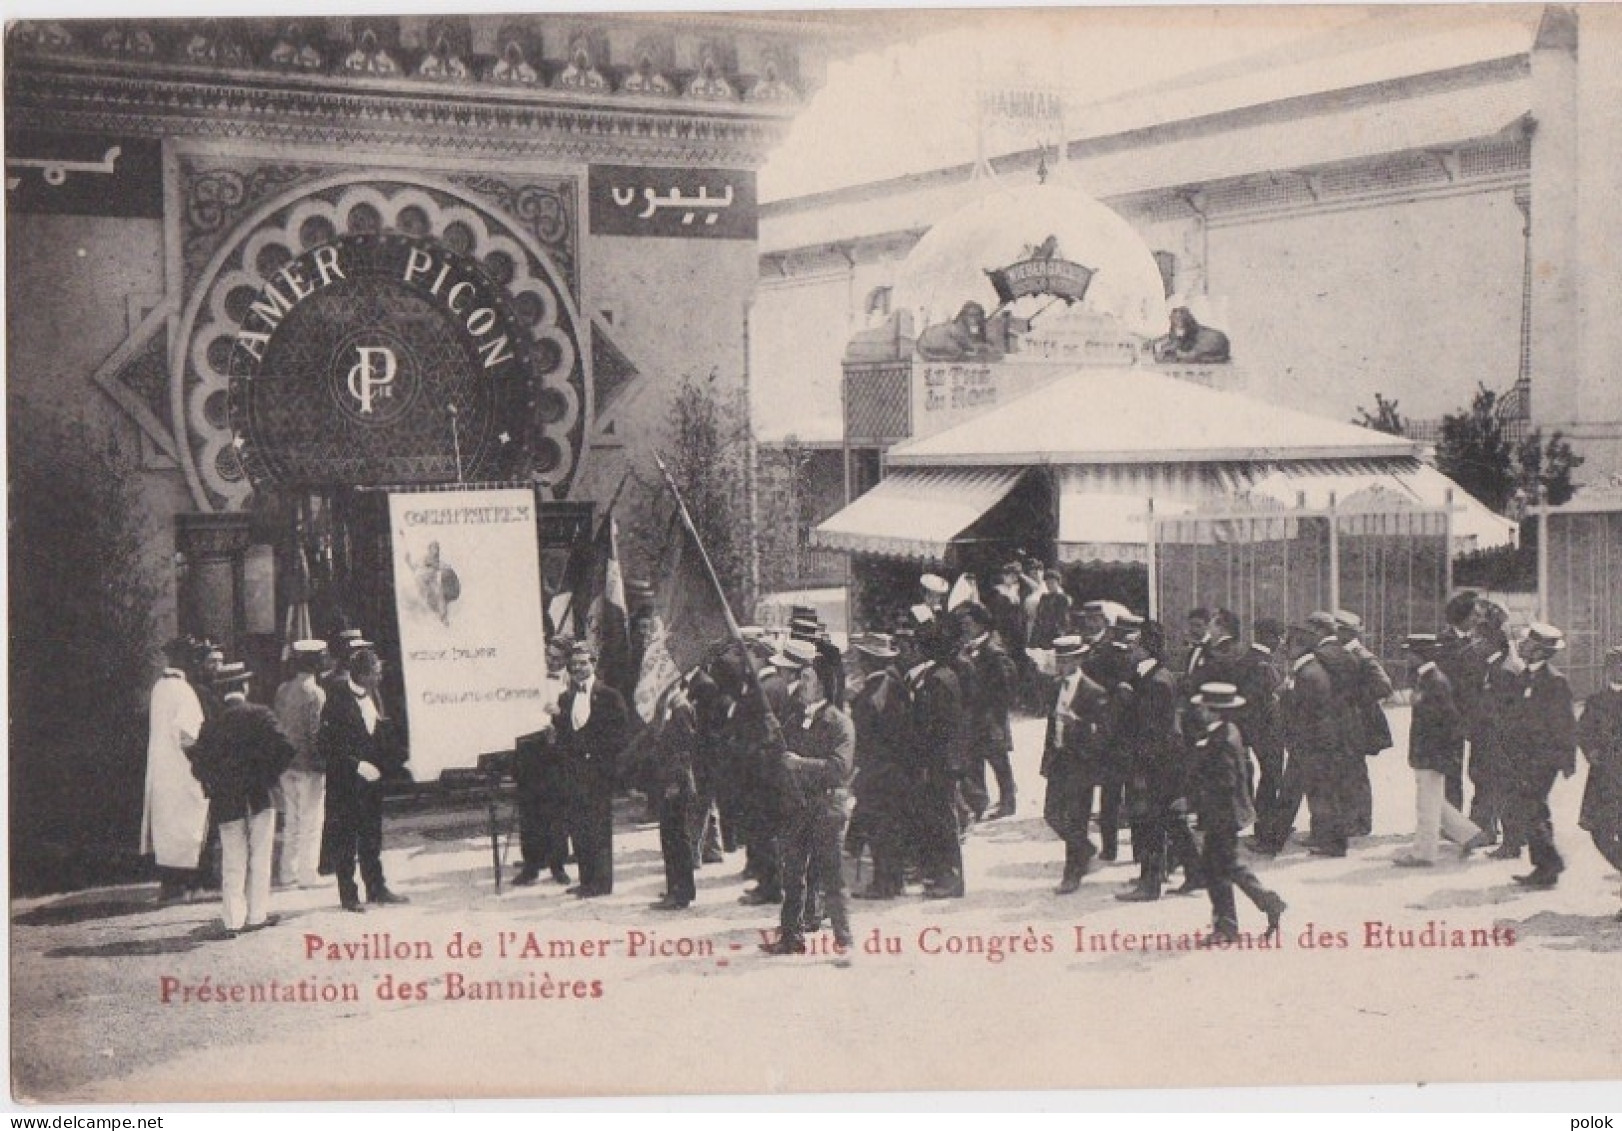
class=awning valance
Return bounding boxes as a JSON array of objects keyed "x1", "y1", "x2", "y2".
[
  {"x1": 1053, "y1": 457, "x2": 1516, "y2": 563},
  {"x1": 1055, "y1": 463, "x2": 1220, "y2": 563},
  {"x1": 811, "y1": 467, "x2": 1024, "y2": 560}
]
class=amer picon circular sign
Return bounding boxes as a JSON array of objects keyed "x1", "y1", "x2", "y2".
[
  {"x1": 227, "y1": 232, "x2": 541, "y2": 488},
  {"x1": 177, "y1": 180, "x2": 586, "y2": 509}
]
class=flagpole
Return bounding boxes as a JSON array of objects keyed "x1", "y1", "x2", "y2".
[
  {"x1": 555, "y1": 470, "x2": 634, "y2": 639},
  {"x1": 594, "y1": 470, "x2": 633, "y2": 539},
  {"x1": 653, "y1": 453, "x2": 789, "y2": 756}
]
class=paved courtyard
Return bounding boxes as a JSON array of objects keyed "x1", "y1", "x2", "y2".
[{"x1": 10, "y1": 707, "x2": 1622, "y2": 1104}]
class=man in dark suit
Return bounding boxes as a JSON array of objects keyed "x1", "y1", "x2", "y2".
[
  {"x1": 737, "y1": 644, "x2": 800, "y2": 906},
  {"x1": 1279, "y1": 619, "x2": 1359, "y2": 858},
  {"x1": 1504, "y1": 624, "x2": 1578, "y2": 888},
  {"x1": 1236, "y1": 618, "x2": 1288, "y2": 845},
  {"x1": 1435, "y1": 591, "x2": 1485, "y2": 811},
  {"x1": 1577, "y1": 646, "x2": 1622, "y2": 919},
  {"x1": 514, "y1": 635, "x2": 572, "y2": 886},
  {"x1": 1304, "y1": 611, "x2": 1370, "y2": 846},
  {"x1": 1335, "y1": 609, "x2": 1395, "y2": 836},
  {"x1": 189, "y1": 663, "x2": 295, "y2": 937},
  {"x1": 319, "y1": 647, "x2": 410, "y2": 912},
  {"x1": 1117, "y1": 620, "x2": 1205, "y2": 900},
  {"x1": 849, "y1": 633, "x2": 914, "y2": 901},
  {"x1": 650, "y1": 672, "x2": 700, "y2": 910},
  {"x1": 553, "y1": 642, "x2": 630, "y2": 898},
  {"x1": 956, "y1": 602, "x2": 1019, "y2": 821},
  {"x1": 1394, "y1": 635, "x2": 1485, "y2": 866},
  {"x1": 1029, "y1": 569, "x2": 1071, "y2": 651},
  {"x1": 1476, "y1": 603, "x2": 1522, "y2": 853},
  {"x1": 1042, "y1": 635, "x2": 1100, "y2": 893},
  {"x1": 762, "y1": 642, "x2": 857, "y2": 957},
  {"x1": 1075, "y1": 601, "x2": 1133, "y2": 861},
  {"x1": 1187, "y1": 682, "x2": 1285, "y2": 946},
  {"x1": 1180, "y1": 607, "x2": 1212, "y2": 692},
  {"x1": 906, "y1": 616, "x2": 968, "y2": 898}
]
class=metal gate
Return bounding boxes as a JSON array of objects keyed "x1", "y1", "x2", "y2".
[
  {"x1": 1540, "y1": 497, "x2": 1622, "y2": 699},
  {"x1": 1153, "y1": 494, "x2": 1452, "y2": 682}
]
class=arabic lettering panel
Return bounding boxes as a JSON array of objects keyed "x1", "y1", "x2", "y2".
[{"x1": 587, "y1": 163, "x2": 756, "y2": 240}]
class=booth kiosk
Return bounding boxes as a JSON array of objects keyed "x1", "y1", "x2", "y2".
[{"x1": 817, "y1": 183, "x2": 1515, "y2": 674}]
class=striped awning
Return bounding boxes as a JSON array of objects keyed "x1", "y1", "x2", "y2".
[
  {"x1": 812, "y1": 467, "x2": 1025, "y2": 560},
  {"x1": 1054, "y1": 457, "x2": 1516, "y2": 562},
  {"x1": 1056, "y1": 463, "x2": 1231, "y2": 563}
]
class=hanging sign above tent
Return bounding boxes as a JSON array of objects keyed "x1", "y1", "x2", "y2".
[{"x1": 984, "y1": 235, "x2": 1095, "y2": 307}]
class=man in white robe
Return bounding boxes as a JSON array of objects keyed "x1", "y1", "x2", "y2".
[{"x1": 140, "y1": 637, "x2": 208, "y2": 902}]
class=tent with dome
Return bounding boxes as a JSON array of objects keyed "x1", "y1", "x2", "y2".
[{"x1": 815, "y1": 179, "x2": 1515, "y2": 670}]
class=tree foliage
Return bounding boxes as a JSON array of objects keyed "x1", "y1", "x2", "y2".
[
  {"x1": 756, "y1": 438, "x2": 816, "y2": 594},
  {"x1": 1352, "y1": 392, "x2": 1407, "y2": 436},
  {"x1": 1435, "y1": 384, "x2": 1519, "y2": 514},
  {"x1": 1516, "y1": 428, "x2": 1585, "y2": 508},
  {"x1": 626, "y1": 372, "x2": 754, "y2": 617},
  {"x1": 9, "y1": 400, "x2": 163, "y2": 891}
]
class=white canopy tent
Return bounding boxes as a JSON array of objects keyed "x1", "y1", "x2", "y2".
[{"x1": 815, "y1": 366, "x2": 1516, "y2": 562}]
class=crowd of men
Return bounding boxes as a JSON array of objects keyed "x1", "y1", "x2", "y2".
[
  {"x1": 504, "y1": 572, "x2": 1621, "y2": 951},
  {"x1": 141, "y1": 630, "x2": 411, "y2": 939},
  {"x1": 142, "y1": 572, "x2": 1622, "y2": 949}
]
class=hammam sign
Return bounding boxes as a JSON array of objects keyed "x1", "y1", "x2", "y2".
[{"x1": 227, "y1": 233, "x2": 544, "y2": 488}]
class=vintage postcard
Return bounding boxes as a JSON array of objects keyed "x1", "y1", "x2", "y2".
[{"x1": 7, "y1": 2, "x2": 1622, "y2": 1108}]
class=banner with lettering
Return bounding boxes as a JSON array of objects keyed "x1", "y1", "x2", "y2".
[
  {"x1": 588, "y1": 164, "x2": 757, "y2": 240},
  {"x1": 388, "y1": 488, "x2": 550, "y2": 780}
]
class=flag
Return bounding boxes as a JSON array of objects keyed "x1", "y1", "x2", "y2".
[
  {"x1": 585, "y1": 511, "x2": 634, "y2": 700},
  {"x1": 634, "y1": 512, "x2": 735, "y2": 723},
  {"x1": 947, "y1": 572, "x2": 981, "y2": 611}
]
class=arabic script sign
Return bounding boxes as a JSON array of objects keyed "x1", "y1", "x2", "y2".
[
  {"x1": 4, "y1": 131, "x2": 162, "y2": 217},
  {"x1": 588, "y1": 165, "x2": 757, "y2": 240},
  {"x1": 227, "y1": 233, "x2": 542, "y2": 488}
]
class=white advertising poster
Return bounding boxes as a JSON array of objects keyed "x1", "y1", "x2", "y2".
[{"x1": 387, "y1": 488, "x2": 550, "y2": 781}]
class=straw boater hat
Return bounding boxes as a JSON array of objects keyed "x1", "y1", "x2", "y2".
[
  {"x1": 853, "y1": 633, "x2": 900, "y2": 661},
  {"x1": 772, "y1": 638, "x2": 819, "y2": 671},
  {"x1": 789, "y1": 617, "x2": 823, "y2": 643},
  {"x1": 1052, "y1": 635, "x2": 1086, "y2": 660},
  {"x1": 1306, "y1": 611, "x2": 1339, "y2": 636},
  {"x1": 213, "y1": 661, "x2": 252, "y2": 688},
  {"x1": 1525, "y1": 623, "x2": 1566, "y2": 652},
  {"x1": 1191, "y1": 681, "x2": 1246, "y2": 710},
  {"x1": 1334, "y1": 609, "x2": 1364, "y2": 633},
  {"x1": 920, "y1": 573, "x2": 950, "y2": 597},
  {"x1": 291, "y1": 638, "x2": 328, "y2": 670},
  {"x1": 1080, "y1": 600, "x2": 1117, "y2": 626}
]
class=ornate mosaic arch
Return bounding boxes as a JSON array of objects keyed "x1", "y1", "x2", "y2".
[{"x1": 174, "y1": 175, "x2": 587, "y2": 510}]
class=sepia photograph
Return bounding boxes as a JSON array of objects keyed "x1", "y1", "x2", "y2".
[{"x1": 5, "y1": 1, "x2": 1622, "y2": 1109}]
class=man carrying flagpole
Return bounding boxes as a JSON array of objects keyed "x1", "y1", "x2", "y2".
[{"x1": 646, "y1": 455, "x2": 799, "y2": 909}]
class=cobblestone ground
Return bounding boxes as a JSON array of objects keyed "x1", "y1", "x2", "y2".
[{"x1": 10, "y1": 706, "x2": 1622, "y2": 1104}]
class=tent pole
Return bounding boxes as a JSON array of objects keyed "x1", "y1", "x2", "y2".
[
  {"x1": 1444, "y1": 488, "x2": 1455, "y2": 597},
  {"x1": 1145, "y1": 496, "x2": 1158, "y2": 620},
  {"x1": 1536, "y1": 485, "x2": 1550, "y2": 622},
  {"x1": 1327, "y1": 490, "x2": 1341, "y2": 613}
]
